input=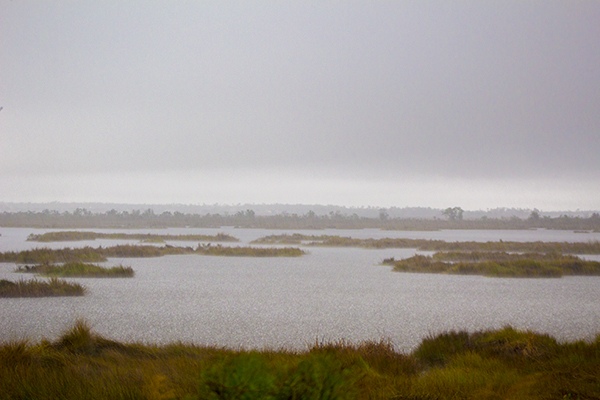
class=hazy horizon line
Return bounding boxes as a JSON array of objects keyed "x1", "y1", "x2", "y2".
[{"x1": 1, "y1": 200, "x2": 597, "y2": 214}]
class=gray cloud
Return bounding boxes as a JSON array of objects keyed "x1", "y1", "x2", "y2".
[{"x1": 1, "y1": 1, "x2": 599, "y2": 208}]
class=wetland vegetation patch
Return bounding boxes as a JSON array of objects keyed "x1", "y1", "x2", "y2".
[
  {"x1": 16, "y1": 262, "x2": 134, "y2": 278},
  {"x1": 383, "y1": 252, "x2": 600, "y2": 278},
  {"x1": 1, "y1": 321, "x2": 599, "y2": 399},
  {"x1": 252, "y1": 234, "x2": 600, "y2": 254},
  {"x1": 27, "y1": 231, "x2": 239, "y2": 243},
  {"x1": 0, "y1": 243, "x2": 306, "y2": 265},
  {"x1": 195, "y1": 243, "x2": 306, "y2": 257},
  {"x1": 0, "y1": 278, "x2": 85, "y2": 298}
]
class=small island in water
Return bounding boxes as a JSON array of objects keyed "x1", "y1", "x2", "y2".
[
  {"x1": 27, "y1": 231, "x2": 239, "y2": 243},
  {"x1": 383, "y1": 252, "x2": 600, "y2": 278},
  {"x1": 16, "y1": 262, "x2": 135, "y2": 278},
  {"x1": 0, "y1": 243, "x2": 307, "y2": 264},
  {"x1": 0, "y1": 278, "x2": 85, "y2": 297}
]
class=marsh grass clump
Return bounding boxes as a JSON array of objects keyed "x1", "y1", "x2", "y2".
[
  {"x1": 431, "y1": 251, "x2": 579, "y2": 263},
  {"x1": 53, "y1": 319, "x2": 128, "y2": 355},
  {"x1": 252, "y1": 234, "x2": 600, "y2": 254},
  {"x1": 414, "y1": 327, "x2": 561, "y2": 367},
  {"x1": 0, "y1": 278, "x2": 85, "y2": 297},
  {"x1": 414, "y1": 330, "x2": 473, "y2": 367},
  {"x1": 0, "y1": 243, "x2": 305, "y2": 265},
  {"x1": 28, "y1": 231, "x2": 240, "y2": 243},
  {"x1": 1, "y1": 322, "x2": 599, "y2": 399},
  {"x1": 0, "y1": 245, "x2": 193, "y2": 265},
  {"x1": 140, "y1": 237, "x2": 165, "y2": 243},
  {"x1": 16, "y1": 262, "x2": 134, "y2": 278},
  {"x1": 0, "y1": 246, "x2": 107, "y2": 264},
  {"x1": 195, "y1": 244, "x2": 306, "y2": 257},
  {"x1": 409, "y1": 327, "x2": 600, "y2": 399},
  {"x1": 251, "y1": 233, "x2": 313, "y2": 245},
  {"x1": 99, "y1": 244, "x2": 194, "y2": 258},
  {"x1": 383, "y1": 253, "x2": 600, "y2": 278}
]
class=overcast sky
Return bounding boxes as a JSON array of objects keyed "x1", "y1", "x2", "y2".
[{"x1": 1, "y1": 1, "x2": 599, "y2": 210}]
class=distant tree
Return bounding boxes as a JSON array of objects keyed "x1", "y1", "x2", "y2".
[
  {"x1": 528, "y1": 209, "x2": 541, "y2": 222},
  {"x1": 73, "y1": 208, "x2": 91, "y2": 217},
  {"x1": 378, "y1": 209, "x2": 389, "y2": 221},
  {"x1": 442, "y1": 207, "x2": 463, "y2": 221}
]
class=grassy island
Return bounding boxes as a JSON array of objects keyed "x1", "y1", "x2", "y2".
[
  {"x1": 16, "y1": 262, "x2": 134, "y2": 278},
  {"x1": 252, "y1": 234, "x2": 600, "y2": 254},
  {"x1": 195, "y1": 243, "x2": 306, "y2": 257},
  {"x1": 0, "y1": 244, "x2": 306, "y2": 264},
  {"x1": 0, "y1": 278, "x2": 85, "y2": 298},
  {"x1": 1, "y1": 321, "x2": 598, "y2": 399},
  {"x1": 383, "y1": 252, "x2": 600, "y2": 278},
  {"x1": 0, "y1": 245, "x2": 188, "y2": 264},
  {"x1": 27, "y1": 231, "x2": 239, "y2": 243}
]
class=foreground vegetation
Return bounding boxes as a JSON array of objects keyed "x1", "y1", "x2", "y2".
[
  {"x1": 253, "y1": 234, "x2": 600, "y2": 254},
  {"x1": 0, "y1": 278, "x2": 85, "y2": 297},
  {"x1": 383, "y1": 252, "x2": 600, "y2": 278},
  {"x1": 27, "y1": 231, "x2": 238, "y2": 243},
  {"x1": 0, "y1": 244, "x2": 306, "y2": 264},
  {"x1": 16, "y1": 262, "x2": 134, "y2": 278},
  {"x1": 1, "y1": 321, "x2": 598, "y2": 399}
]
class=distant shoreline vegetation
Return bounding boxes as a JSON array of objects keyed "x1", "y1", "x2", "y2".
[
  {"x1": 251, "y1": 234, "x2": 600, "y2": 254},
  {"x1": 382, "y1": 252, "x2": 600, "y2": 278},
  {"x1": 0, "y1": 244, "x2": 307, "y2": 264},
  {"x1": 16, "y1": 262, "x2": 135, "y2": 278},
  {"x1": 1, "y1": 207, "x2": 600, "y2": 230},
  {"x1": 0, "y1": 278, "x2": 85, "y2": 297},
  {"x1": 27, "y1": 231, "x2": 239, "y2": 243}
]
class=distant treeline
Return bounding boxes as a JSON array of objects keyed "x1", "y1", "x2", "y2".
[{"x1": 1, "y1": 208, "x2": 600, "y2": 230}]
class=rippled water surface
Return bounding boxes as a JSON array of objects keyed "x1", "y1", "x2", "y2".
[{"x1": 1, "y1": 227, "x2": 599, "y2": 351}]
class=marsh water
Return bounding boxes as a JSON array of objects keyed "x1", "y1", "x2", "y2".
[{"x1": 1, "y1": 227, "x2": 599, "y2": 352}]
